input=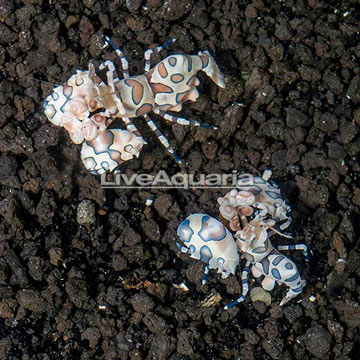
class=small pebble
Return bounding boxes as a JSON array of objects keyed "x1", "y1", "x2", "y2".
[
  {"x1": 201, "y1": 292, "x2": 222, "y2": 307},
  {"x1": 65, "y1": 15, "x2": 78, "y2": 28},
  {"x1": 335, "y1": 258, "x2": 347, "y2": 275},
  {"x1": 77, "y1": 200, "x2": 96, "y2": 225},
  {"x1": 146, "y1": 198, "x2": 154, "y2": 206},
  {"x1": 48, "y1": 247, "x2": 63, "y2": 266},
  {"x1": 250, "y1": 287, "x2": 272, "y2": 306},
  {"x1": 173, "y1": 282, "x2": 189, "y2": 292}
]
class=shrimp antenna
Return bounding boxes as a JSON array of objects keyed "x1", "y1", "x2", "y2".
[{"x1": 25, "y1": 76, "x2": 60, "y2": 86}]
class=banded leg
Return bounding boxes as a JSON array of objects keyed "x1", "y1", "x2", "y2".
[
  {"x1": 154, "y1": 109, "x2": 218, "y2": 130},
  {"x1": 265, "y1": 218, "x2": 293, "y2": 239},
  {"x1": 98, "y1": 60, "x2": 117, "y2": 91},
  {"x1": 277, "y1": 244, "x2": 310, "y2": 262},
  {"x1": 278, "y1": 218, "x2": 291, "y2": 231},
  {"x1": 143, "y1": 114, "x2": 181, "y2": 164},
  {"x1": 273, "y1": 207, "x2": 292, "y2": 230},
  {"x1": 202, "y1": 265, "x2": 210, "y2": 285},
  {"x1": 96, "y1": 60, "x2": 126, "y2": 115},
  {"x1": 105, "y1": 36, "x2": 130, "y2": 78},
  {"x1": 224, "y1": 260, "x2": 251, "y2": 310},
  {"x1": 268, "y1": 228, "x2": 293, "y2": 239},
  {"x1": 144, "y1": 38, "x2": 177, "y2": 72}
]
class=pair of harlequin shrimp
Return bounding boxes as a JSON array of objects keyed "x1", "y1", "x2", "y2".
[
  {"x1": 43, "y1": 36, "x2": 225, "y2": 174},
  {"x1": 177, "y1": 171, "x2": 309, "y2": 309}
]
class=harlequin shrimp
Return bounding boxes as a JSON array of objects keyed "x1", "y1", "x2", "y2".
[
  {"x1": 217, "y1": 170, "x2": 292, "y2": 232},
  {"x1": 176, "y1": 171, "x2": 309, "y2": 309},
  {"x1": 43, "y1": 36, "x2": 225, "y2": 174},
  {"x1": 177, "y1": 214, "x2": 239, "y2": 285},
  {"x1": 225, "y1": 217, "x2": 309, "y2": 309},
  {"x1": 176, "y1": 214, "x2": 309, "y2": 309}
]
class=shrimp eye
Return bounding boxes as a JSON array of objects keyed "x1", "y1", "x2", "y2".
[{"x1": 124, "y1": 144, "x2": 134, "y2": 153}]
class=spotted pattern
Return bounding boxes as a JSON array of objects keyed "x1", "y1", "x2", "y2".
[
  {"x1": 271, "y1": 268, "x2": 281, "y2": 280},
  {"x1": 45, "y1": 45, "x2": 226, "y2": 174},
  {"x1": 198, "y1": 215, "x2": 227, "y2": 242},
  {"x1": 292, "y1": 286, "x2": 303, "y2": 293},
  {"x1": 200, "y1": 245, "x2": 213, "y2": 263},
  {"x1": 150, "y1": 83, "x2": 174, "y2": 96},
  {"x1": 218, "y1": 172, "x2": 292, "y2": 234},
  {"x1": 168, "y1": 57, "x2": 177, "y2": 66},
  {"x1": 177, "y1": 214, "x2": 240, "y2": 279},
  {"x1": 170, "y1": 74, "x2": 185, "y2": 83},
  {"x1": 148, "y1": 52, "x2": 225, "y2": 114},
  {"x1": 273, "y1": 255, "x2": 285, "y2": 266},
  {"x1": 87, "y1": 131, "x2": 118, "y2": 156},
  {"x1": 60, "y1": 86, "x2": 73, "y2": 113},
  {"x1": 259, "y1": 256, "x2": 270, "y2": 275},
  {"x1": 135, "y1": 103, "x2": 153, "y2": 116},
  {"x1": 178, "y1": 175, "x2": 307, "y2": 309},
  {"x1": 82, "y1": 136, "x2": 122, "y2": 174},
  {"x1": 234, "y1": 218, "x2": 307, "y2": 307},
  {"x1": 285, "y1": 271, "x2": 299, "y2": 283},
  {"x1": 185, "y1": 56, "x2": 192, "y2": 72},
  {"x1": 159, "y1": 103, "x2": 174, "y2": 111},
  {"x1": 158, "y1": 62, "x2": 168, "y2": 78},
  {"x1": 200, "y1": 55, "x2": 209, "y2": 69},
  {"x1": 80, "y1": 129, "x2": 143, "y2": 174},
  {"x1": 178, "y1": 219, "x2": 194, "y2": 243},
  {"x1": 124, "y1": 79, "x2": 144, "y2": 105},
  {"x1": 63, "y1": 85, "x2": 73, "y2": 97}
]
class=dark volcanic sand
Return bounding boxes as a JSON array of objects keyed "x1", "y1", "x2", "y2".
[{"x1": 0, "y1": 0, "x2": 360, "y2": 359}]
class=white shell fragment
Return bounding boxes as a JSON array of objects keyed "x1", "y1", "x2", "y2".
[
  {"x1": 173, "y1": 282, "x2": 189, "y2": 292},
  {"x1": 145, "y1": 198, "x2": 154, "y2": 206},
  {"x1": 77, "y1": 199, "x2": 96, "y2": 225}
]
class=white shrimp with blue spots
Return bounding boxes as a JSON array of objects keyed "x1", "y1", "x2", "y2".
[{"x1": 177, "y1": 214, "x2": 239, "y2": 282}]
